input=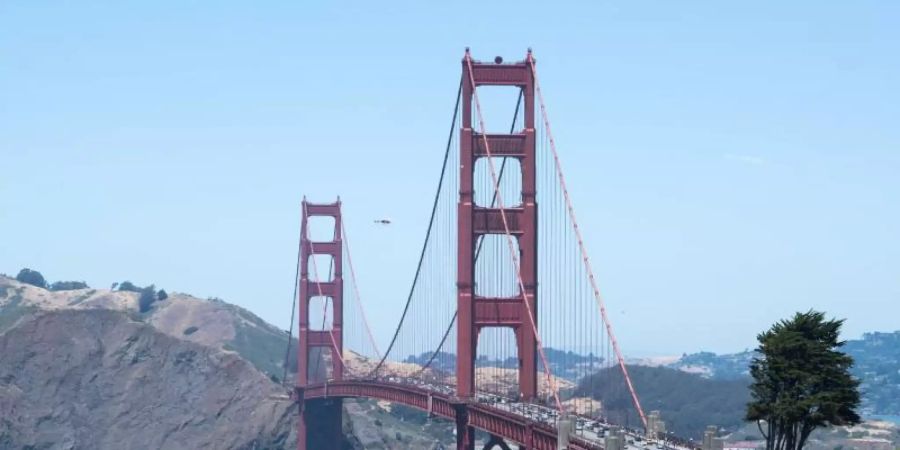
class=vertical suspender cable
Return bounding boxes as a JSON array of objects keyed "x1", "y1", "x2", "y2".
[
  {"x1": 311, "y1": 257, "x2": 334, "y2": 380},
  {"x1": 281, "y1": 222, "x2": 304, "y2": 386},
  {"x1": 465, "y1": 50, "x2": 563, "y2": 412},
  {"x1": 342, "y1": 220, "x2": 383, "y2": 361},
  {"x1": 416, "y1": 90, "x2": 523, "y2": 376},
  {"x1": 369, "y1": 79, "x2": 463, "y2": 377},
  {"x1": 528, "y1": 51, "x2": 648, "y2": 429}
]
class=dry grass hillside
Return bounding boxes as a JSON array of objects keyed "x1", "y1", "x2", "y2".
[
  {"x1": 0, "y1": 309, "x2": 296, "y2": 449},
  {"x1": 0, "y1": 275, "x2": 462, "y2": 449},
  {"x1": 0, "y1": 275, "x2": 293, "y2": 380}
]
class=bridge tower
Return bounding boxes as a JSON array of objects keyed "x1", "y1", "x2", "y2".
[
  {"x1": 297, "y1": 198, "x2": 343, "y2": 450},
  {"x1": 457, "y1": 50, "x2": 538, "y2": 403}
]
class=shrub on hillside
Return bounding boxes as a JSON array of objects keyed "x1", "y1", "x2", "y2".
[
  {"x1": 575, "y1": 364, "x2": 750, "y2": 439},
  {"x1": 49, "y1": 281, "x2": 89, "y2": 291},
  {"x1": 138, "y1": 285, "x2": 158, "y2": 313},
  {"x1": 117, "y1": 281, "x2": 141, "y2": 293},
  {"x1": 157, "y1": 289, "x2": 168, "y2": 300},
  {"x1": 15, "y1": 268, "x2": 47, "y2": 288}
]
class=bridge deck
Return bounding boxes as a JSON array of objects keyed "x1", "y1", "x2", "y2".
[{"x1": 300, "y1": 379, "x2": 689, "y2": 450}]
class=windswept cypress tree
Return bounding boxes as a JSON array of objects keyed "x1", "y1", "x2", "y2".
[{"x1": 746, "y1": 310, "x2": 860, "y2": 450}]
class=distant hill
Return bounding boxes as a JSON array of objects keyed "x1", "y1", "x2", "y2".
[
  {"x1": 404, "y1": 346, "x2": 603, "y2": 382},
  {"x1": 668, "y1": 351, "x2": 754, "y2": 379},
  {"x1": 0, "y1": 309, "x2": 295, "y2": 449},
  {"x1": 6, "y1": 273, "x2": 896, "y2": 447},
  {"x1": 667, "y1": 331, "x2": 900, "y2": 416},
  {"x1": 0, "y1": 275, "x2": 299, "y2": 382},
  {"x1": 844, "y1": 332, "x2": 900, "y2": 416},
  {"x1": 575, "y1": 365, "x2": 750, "y2": 440},
  {"x1": 0, "y1": 275, "x2": 452, "y2": 449}
]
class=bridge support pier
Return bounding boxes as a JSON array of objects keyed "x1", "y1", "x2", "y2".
[
  {"x1": 454, "y1": 403, "x2": 476, "y2": 450},
  {"x1": 484, "y1": 434, "x2": 514, "y2": 450},
  {"x1": 556, "y1": 414, "x2": 573, "y2": 450},
  {"x1": 298, "y1": 398, "x2": 342, "y2": 450}
]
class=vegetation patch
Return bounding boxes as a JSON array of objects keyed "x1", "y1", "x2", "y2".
[
  {"x1": 576, "y1": 364, "x2": 750, "y2": 439},
  {"x1": 68, "y1": 290, "x2": 97, "y2": 306},
  {"x1": 15, "y1": 268, "x2": 46, "y2": 288},
  {"x1": 115, "y1": 281, "x2": 168, "y2": 313},
  {"x1": 0, "y1": 303, "x2": 37, "y2": 335},
  {"x1": 227, "y1": 321, "x2": 297, "y2": 380},
  {"x1": 49, "y1": 281, "x2": 89, "y2": 291}
]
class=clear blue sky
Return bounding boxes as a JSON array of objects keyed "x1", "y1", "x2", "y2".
[{"x1": 2, "y1": 1, "x2": 897, "y2": 355}]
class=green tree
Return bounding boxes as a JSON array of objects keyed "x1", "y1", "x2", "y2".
[
  {"x1": 15, "y1": 268, "x2": 47, "y2": 288},
  {"x1": 117, "y1": 281, "x2": 141, "y2": 292},
  {"x1": 157, "y1": 289, "x2": 168, "y2": 300},
  {"x1": 49, "y1": 280, "x2": 89, "y2": 291},
  {"x1": 138, "y1": 284, "x2": 157, "y2": 313},
  {"x1": 746, "y1": 310, "x2": 861, "y2": 450}
]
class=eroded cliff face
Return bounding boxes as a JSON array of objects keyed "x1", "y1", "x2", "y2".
[{"x1": 0, "y1": 310, "x2": 297, "y2": 450}]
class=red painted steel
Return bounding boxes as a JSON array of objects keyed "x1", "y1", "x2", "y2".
[
  {"x1": 288, "y1": 50, "x2": 653, "y2": 450},
  {"x1": 484, "y1": 434, "x2": 514, "y2": 450},
  {"x1": 458, "y1": 50, "x2": 539, "y2": 402},
  {"x1": 297, "y1": 199, "x2": 344, "y2": 450},
  {"x1": 301, "y1": 379, "x2": 603, "y2": 450}
]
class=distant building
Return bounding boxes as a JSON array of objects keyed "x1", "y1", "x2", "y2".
[
  {"x1": 723, "y1": 441, "x2": 761, "y2": 450},
  {"x1": 646, "y1": 411, "x2": 666, "y2": 439},
  {"x1": 845, "y1": 438, "x2": 893, "y2": 450}
]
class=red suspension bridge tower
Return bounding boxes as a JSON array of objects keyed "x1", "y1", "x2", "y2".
[
  {"x1": 457, "y1": 51, "x2": 538, "y2": 402},
  {"x1": 291, "y1": 49, "x2": 649, "y2": 450},
  {"x1": 297, "y1": 199, "x2": 344, "y2": 450}
]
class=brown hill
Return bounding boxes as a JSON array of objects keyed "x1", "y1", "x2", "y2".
[
  {"x1": 0, "y1": 275, "x2": 454, "y2": 448},
  {"x1": 0, "y1": 309, "x2": 295, "y2": 449}
]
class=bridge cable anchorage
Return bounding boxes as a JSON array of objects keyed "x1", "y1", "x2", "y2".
[
  {"x1": 415, "y1": 89, "x2": 524, "y2": 376},
  {"x1": 369, "y1": 78, "x2": 463, "y2": 378},
  {"x1": 341, "y1": 219, "x2": 383, "y2": 360},
  {"x1": 281, "y1": 219, "x2": 304, "y2": 387},
  {"x1": 528, "y1": 51, "x2": 648, "y2": 429},
  {"x1": 303, "y1": 203, "x2": 347, "y2": 374},
  {"x1": 464, "y1": 50, "x2": 563, "y2": 412}
]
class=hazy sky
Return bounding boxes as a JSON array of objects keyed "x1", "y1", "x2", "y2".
[{"x1": 2, "y1": 1, "x2": 898, "y2": 356}]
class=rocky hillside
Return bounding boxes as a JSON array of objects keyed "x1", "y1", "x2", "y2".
[
  {"x1": 0, "y1": 309, "x2": 295, "y2": 449},
  {"x1": 0, "y1": 276, "x2": 297, "y2": 383},
  {"x1": 0, "y1": 275, "x2": 458, "y2": 449}
]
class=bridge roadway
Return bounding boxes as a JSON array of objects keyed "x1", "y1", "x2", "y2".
[{"x1": 298, "y1": 378, "x2": 695, "y2": 450}]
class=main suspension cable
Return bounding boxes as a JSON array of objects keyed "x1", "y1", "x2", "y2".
[
  {"x1": 416, "y1": 89, "x2": 524, "y2": 376},
  {"x1": 529, "y1": 51, "x2": 647, "y2": 427},
  {"x1": 281, "y1": 219, "x2": 304, "y2": 386},
  {"x1": 342, "y1": 219, "x2": 383, "y2": 360},
  {"x1": 369, "y1": 79, "x2": 463, "y2": 377}
]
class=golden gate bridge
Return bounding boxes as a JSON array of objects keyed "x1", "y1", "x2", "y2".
[{"x1": 288, "y1": 49, "x2": 689, "y2": 450}]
